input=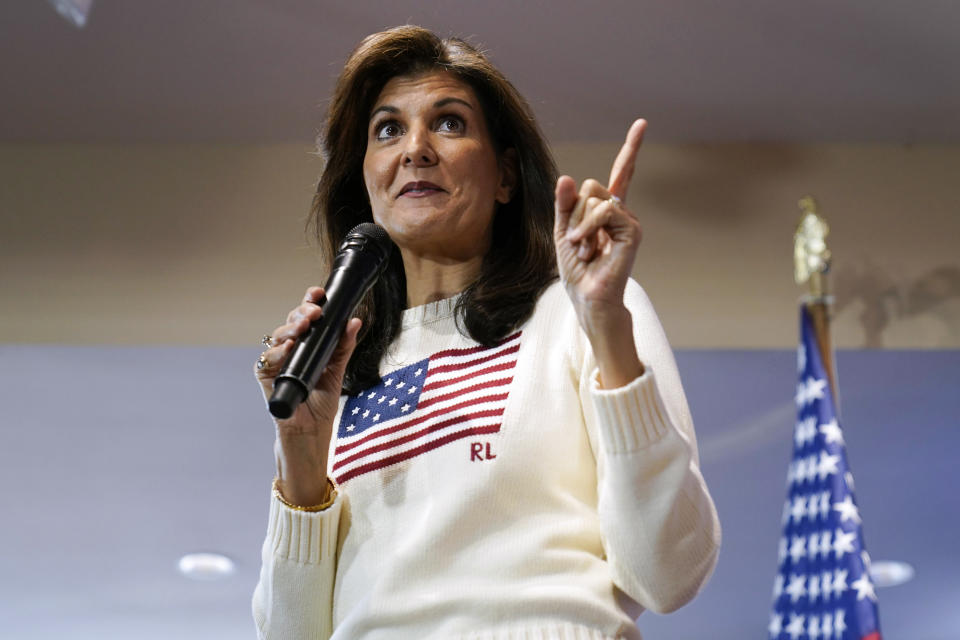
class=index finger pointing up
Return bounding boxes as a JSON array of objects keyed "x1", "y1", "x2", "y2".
[{"x1": 607, "y1": 118, "x2": 647, "y2": 201}]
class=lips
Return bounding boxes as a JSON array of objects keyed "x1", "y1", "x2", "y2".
[{"x1": 398, "y1": 181, "x2": 445, "y2": 197}]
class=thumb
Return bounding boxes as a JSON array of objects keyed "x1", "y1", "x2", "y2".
[{"x1": 554, "y1": 175, "x2": 578, "y2": 238}]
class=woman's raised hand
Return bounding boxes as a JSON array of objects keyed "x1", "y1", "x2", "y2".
[
  {"x1": 554, "y1": 118, "x2": 646, "y2": 313},
  {"x1": 254, "y1": 286, "x2": 362, "y2": 505},
  {"x1": 554, "y1": 119, "x2": 647, "y2": 387}
]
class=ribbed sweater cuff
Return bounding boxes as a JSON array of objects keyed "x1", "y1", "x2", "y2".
[
  {"x1": 590, "y1": 368, "x2": 671, "y2": 453},
  {"x1": 263, "y1": 489, "x2": 342, "y2": 565}
]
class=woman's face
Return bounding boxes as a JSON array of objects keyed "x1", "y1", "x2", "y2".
[{"x1": 362, "y1": 71, "x2": 514, "y2": 262}]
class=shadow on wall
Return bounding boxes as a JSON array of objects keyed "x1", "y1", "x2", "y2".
[
  {"x1": 636, "y1": 144, "x2": 816, "y2": 225},
  {"x1": 833, "y1": 263, "x2": 960, "y2": 347}
]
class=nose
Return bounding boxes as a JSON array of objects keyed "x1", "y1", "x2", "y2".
[{"x1": 402, "y1": 127, "x2": 437, "y2": 167}]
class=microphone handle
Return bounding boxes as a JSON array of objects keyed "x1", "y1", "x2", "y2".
[{"x1": 268, "y1": 249, "x2": 382, "y2": 419}]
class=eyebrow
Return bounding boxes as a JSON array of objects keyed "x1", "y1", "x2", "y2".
[{"x1": 370, "y1": 97, "x2": 474, "y2": 120}]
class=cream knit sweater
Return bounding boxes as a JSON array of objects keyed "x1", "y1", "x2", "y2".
[{"x1": 253, "y1": 280, "x2": 721, "y2": 639}]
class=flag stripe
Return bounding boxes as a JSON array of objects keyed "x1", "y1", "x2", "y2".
[
  {"x1": 417, "y1": 377, "x2": 513, "y2": 411},
  {"x1": 335, "y1": 423, "x2": 502, "y2": 483},
  {"x1": 332, "y1": 407, "x2": 504, "y2": 471},
  {"x1": 422, "y1": 361, "x2": 516, "y2": 393},
  {"x1": 429, "y1": 332, "x2": 521, "y2": 360},
  {"x1": 427, "y1": 343, "x2": 521, "y2": 375}
]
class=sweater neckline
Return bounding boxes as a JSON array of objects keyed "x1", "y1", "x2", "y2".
[{"x1": 401, "y1": 293, "x2": 461, "y2": 329}]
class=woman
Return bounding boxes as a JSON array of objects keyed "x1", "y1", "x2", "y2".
[{"x1": 253, "y1": 26, "x2": 720, "y2": 640}]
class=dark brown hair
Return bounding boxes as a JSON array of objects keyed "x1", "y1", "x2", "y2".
[{"x1": 311, "y1": 26, "x2": 558, "y2": 392}]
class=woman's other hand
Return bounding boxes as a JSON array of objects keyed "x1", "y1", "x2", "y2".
[
  {"x1": 254, "y1": 285, "x2": 362, "y2": 506},
  {"x1": 554, "y1": 119, "x2": 647, "y2": 388}
]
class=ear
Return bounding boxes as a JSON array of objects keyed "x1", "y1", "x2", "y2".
[{"x1": 495, "y1": 148, "x2": 518, "y2": 205}]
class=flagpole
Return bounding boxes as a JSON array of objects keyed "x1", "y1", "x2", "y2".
[{"x1": 794, "y1": 196, "x2": 839, "y2": 407}]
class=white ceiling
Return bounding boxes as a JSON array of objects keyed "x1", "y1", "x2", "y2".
[{"x1": 2, "y1": 0, "x2": 958, "y2": 144}]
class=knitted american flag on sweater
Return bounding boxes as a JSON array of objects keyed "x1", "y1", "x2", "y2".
[{"x1": 332, "y1": 332, "x2": 520, "y2": 484}]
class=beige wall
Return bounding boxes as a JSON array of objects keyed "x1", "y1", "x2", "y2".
[{"x1": 2, "y1": 142, "x2": 958, "y2": 348}]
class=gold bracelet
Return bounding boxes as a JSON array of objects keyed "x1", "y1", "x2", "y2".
[{"x1": 272, "y1": 477, "x2": 337, "y2": 512}]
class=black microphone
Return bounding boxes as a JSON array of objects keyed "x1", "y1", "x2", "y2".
[{"x1": 269, "y1": 223, "x2": 394, "y2": 419}]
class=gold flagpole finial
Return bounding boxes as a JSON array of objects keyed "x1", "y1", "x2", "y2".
[{"x1": 794, "y1": 195, "x2": 831, "y2": 300}]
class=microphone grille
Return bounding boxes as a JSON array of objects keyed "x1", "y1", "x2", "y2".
[{"x1": 346, "y1": 222, "x2": 394, "y2": 255}]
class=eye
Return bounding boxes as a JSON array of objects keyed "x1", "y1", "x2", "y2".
[
  {"x1": 374, "y1": 120, "x2": 402, "y2": 141},
  {"x1": 436, "y1": 116, "x2": 464, "y2": 134}
]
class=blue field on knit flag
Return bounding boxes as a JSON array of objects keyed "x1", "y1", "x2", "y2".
[
  {"x1": 331, "y1": 332, "x2": 521, "y2": 484},
  {"x1": 769, "y1": 306, "x2": 882, "y2": 640}
]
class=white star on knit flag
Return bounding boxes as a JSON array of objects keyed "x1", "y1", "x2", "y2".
[
  {"x1": 367, "y1": 391, "x2": 376, "y2": 399},
  {"x1": 833, "y1": 496, "x2": 862, "y2": 524},
  {"x1": 401, "y1": 403, "x2": 410, "y2": 412},
  {"x1": 819, "y1": 419, "x2": 844, "y2": 445},
  {"x1": 351, "y1": 406, "x2": 360, "y2": 415},
  {"x1": 395, "y1": 381, "x2": 405, "y2": 389},
  {"x1": 786, "y1": 613, "x2": 805, "y2": 640},
  {"x1": 834, "y1": 529, "x2": 856, "y2": 559},
  {"x1": 786, "y1": 573, "x2": 807, "y2": 603},
  {"x1": 808, "y1": 614, "x2": 822, "y2": 640},
  {"x1": 384, "y1": 377, "x2": 393, "y2": 386},
  {"x1": 852, "y1": 574, "x2": 878, "y2": 601},
  {"x1": 769, "y1": 612, "x2": 783, "y2": 637}
]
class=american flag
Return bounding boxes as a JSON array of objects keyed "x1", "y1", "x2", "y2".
[
  {"x1": 769, "y1": 306, "x2": 882, "y2": 640},
  {"x1": 331, "y1": 331, "x2": 521, "y2": 484}
]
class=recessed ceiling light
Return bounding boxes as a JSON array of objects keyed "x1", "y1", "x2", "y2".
[
  {"x1": 48, "y1": 0, "x2": 94, "y2": 28},
  {"x1": 178, "y1": 553, "x2": 236, "y2": 580},
  {"x1": 870, "y1": 560, "x2": 915, "y2": 588}
]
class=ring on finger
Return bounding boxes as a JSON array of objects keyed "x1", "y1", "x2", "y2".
[
  {"x1": 261, "y1": 334, "x2": 275, "y2": 347},
  {"x1": 607, "y1": 194, "x2": 623, "y2": 208},
  {"x1": 256, "y1": 354, "x2": 268, "y2": 370}
]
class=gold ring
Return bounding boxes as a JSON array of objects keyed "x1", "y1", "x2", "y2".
[
  {"x1": 261, "y1": 335, "x2": 274, "y2": 347},
  {"x1": 608, "y1": 195, "x2": 623, "y2": 207},
  {"x1": 256, "y1": 354, "x2": 268, "y2": 370}
]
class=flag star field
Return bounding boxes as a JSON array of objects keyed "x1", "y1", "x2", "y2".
[{"x1": 770, "y1": 307, "x2": 882, "y2": 640}]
